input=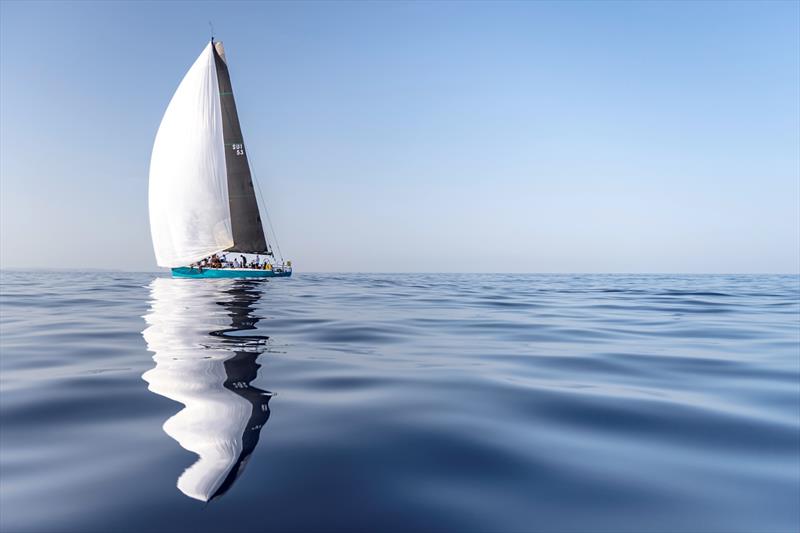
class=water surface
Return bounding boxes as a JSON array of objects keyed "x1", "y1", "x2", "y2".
[{"x1": 1, "y1": 272, "x2": 798, "y2": 532}]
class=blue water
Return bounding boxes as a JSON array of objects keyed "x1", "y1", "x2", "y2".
[{"x1": 1, "y1": 272, "x2": 798, "y2": 532}]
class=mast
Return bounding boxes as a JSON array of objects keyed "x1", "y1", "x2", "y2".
[{"x1": 212, "y1": 41, "x2": 269, "y2": 254}]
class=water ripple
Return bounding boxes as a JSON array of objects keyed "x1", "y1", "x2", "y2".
[{"x1": 0, "y1": 272, "x2": 798, "y2": 532}]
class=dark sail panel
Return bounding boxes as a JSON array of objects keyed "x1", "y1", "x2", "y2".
[{"x1": 213, "y1": 41, "x2": 268, "y2": 254}]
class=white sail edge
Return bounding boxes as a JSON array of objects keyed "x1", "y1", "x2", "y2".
[{"x1": 148, "y1": 42, "x2": 233, "y2": 268}]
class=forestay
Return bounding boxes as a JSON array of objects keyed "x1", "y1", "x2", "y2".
[{"x1": 149, "y1": 43, "x2": 233, "y2": 268}]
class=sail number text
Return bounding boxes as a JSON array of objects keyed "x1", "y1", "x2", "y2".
[{"x1": 232, "y1": 143, "x2": 244, "y2": 156}]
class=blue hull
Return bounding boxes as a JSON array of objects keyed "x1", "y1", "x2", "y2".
[{"x1": 171, "y1": 267, "x2": 292, "y2": 279}]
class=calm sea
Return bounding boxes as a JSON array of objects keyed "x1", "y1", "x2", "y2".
[{"x1": 1, "y1": 272, "x2": 798, "y2": 532}]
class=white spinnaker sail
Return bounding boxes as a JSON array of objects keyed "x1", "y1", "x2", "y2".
[{"x1": 149, "y1": 43, "x2": 233, "y2": 268}]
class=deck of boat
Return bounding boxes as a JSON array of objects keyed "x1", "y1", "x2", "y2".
[{"x1": 171, "y1": 267, "x2": 292, "y2": 279}]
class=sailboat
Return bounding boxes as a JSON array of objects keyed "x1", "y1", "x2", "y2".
[{"x1": 149, "y1": 40, "x2": 291, "y2": 279}]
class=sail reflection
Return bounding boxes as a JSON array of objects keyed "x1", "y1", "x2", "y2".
[{"x1": 142, "y1": 277, "x2": 273, "y2": 502}]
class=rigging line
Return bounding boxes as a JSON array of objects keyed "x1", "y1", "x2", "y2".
[
  {"x1": 216, "y1": 50, "x2": 284, "y2": 263},
  {"x1": 258, "y1": 177, "x2": 284, "y2": 261},
  {"x1": 216, "y1": 69, "x2": 278, "y2": 261},
  {"x1": 248, "y1": 152, "x2": 284, "y2": 263}
]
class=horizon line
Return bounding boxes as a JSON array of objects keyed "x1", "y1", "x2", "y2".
[{"x1": 1, "y1": 267, "x2": 799, "y2": 276}]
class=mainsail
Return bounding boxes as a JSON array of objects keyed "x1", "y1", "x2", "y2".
[
  {"x1": 149, "y1": 41, "x2": 268, "y2": 268},
  {"x1": 212, "y1": 42, "x2": 269, "y2": 254}
]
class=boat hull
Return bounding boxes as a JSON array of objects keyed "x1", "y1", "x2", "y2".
[{"x1": 171, "y1": 267, "x2": 292, "y2": 279}]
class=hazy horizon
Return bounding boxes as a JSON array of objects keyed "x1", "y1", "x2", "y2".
[
  {"x1": 1, "y1": 1, "x2": 798, "y2": 274},
  {"x1": 2, "y1": 268, "x2": 799, "y2": 276}
]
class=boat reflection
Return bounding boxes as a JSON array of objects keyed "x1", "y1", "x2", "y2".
[{"x1": 142, "y1": 277, "x2": 274, "y2": 502}]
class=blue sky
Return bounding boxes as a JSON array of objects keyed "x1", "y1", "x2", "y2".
[{"x1": 1, "y1": 0, "x2": 798, "y2": 272}]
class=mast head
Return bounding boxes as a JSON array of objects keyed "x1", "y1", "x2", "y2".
[{"x1": 213, "y1": 40, "x2": 227, "y2": 64}]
